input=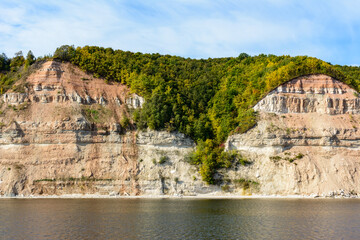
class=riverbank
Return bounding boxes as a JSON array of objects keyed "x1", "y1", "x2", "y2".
[{"x1": 0, "y1": 193, "x2": 358, "y2": 199}]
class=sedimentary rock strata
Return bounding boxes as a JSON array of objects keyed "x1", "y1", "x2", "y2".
[
  {"x1": 1, "y1": 63, "x2": 360, "y2": 197},
  {"x1": 254, "y1": 75, "x2": 360, "y2": 114},
  {"x1": 226, "y1": 74, "x2": 360, "y2": 196},
  {"x1": 0, "y1": 61, "x2": 209, "y2": 197}
]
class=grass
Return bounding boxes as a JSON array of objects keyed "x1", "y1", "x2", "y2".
[{"x1": 81, "y1": 104, "x2": 112, "y2": 124}]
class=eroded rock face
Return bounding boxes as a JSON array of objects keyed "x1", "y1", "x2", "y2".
[
  {"x1": 0, "y1": 61, "x2": 216, "y2": 197},
  {"x1": 2, "y1": 61, "x2": 144, "y2": 107},
  {"x1": 254, "y1": 75, "x2": 360, "y2": 114},
  {"x1": 226, "y1": 74, "x2": 360, "y2": 196}
]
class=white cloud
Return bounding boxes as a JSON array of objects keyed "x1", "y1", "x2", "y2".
[{"x1": 0, "y1": 0, "x2": 359, "y2": 64}]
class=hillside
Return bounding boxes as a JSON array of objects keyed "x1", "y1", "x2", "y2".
[
  {"x1": 1, "y1": 47, "x2": 360, "y2": 196},
  {"x1": 226, "y1": 74, "x2": 360, "y2": 196},
  {"x1": 0, "y1": 60, "x2": 201, "y2": 196}
]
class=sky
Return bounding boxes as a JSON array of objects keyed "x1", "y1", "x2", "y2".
[{"x1": 1, "y1": 0, "x2": 360, "y2": 65}]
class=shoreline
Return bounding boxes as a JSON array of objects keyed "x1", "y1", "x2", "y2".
[{"x1": 0, "y1": 193, "x2": 358, "y2": 199}]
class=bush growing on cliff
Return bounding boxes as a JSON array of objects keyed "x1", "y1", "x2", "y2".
[
  {"x1": 159, "y1": 156, "x2": 168, "y2": 164},
  {"x1": 233, "y1": 178, "x2": 259, "y2": 190},
  {"x1": 120, "y1": 115, "x2": 130, "y2": 129}
]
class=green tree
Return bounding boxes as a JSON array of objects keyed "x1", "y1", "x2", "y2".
[
  {"x1": 10, "y1": 51, "x2": 25, "y2": 71},
  {"x1": 53, "y1": 45, "x2": 75, "y2": 62},
  {"x1": 0, "y1": 53, "x2": 10, "y2": 71},
  {"x1": 25, "y1": 50, "x2": 35, "y2": 68}
]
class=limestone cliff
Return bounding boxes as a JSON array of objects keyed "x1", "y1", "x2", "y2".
[
  {"x1": 226, "y1": 74, "x2": 360, "y2": 197},
  {"x1": 1, "y1": 64, "x2": 359, "y2": 198},
  {"x1": 0, "y1": 61, "x2": 215, "y2": 197}
]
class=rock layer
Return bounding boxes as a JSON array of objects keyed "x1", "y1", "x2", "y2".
[
  {"x1": 254, "y1": 75, "x2": 360, "y2": 114},
  {"x1": 226, "y1": 74, "x2": 360, "y2": 196},
  {"x1": 2, "y1": 63, "x2": 359, "y2": 197},
  {"x1": 0, "y1": 61, "x2": 215, "y2": 197}
]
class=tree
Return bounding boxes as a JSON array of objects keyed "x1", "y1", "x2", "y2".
[
  {"x1": 10, "y1": 51, "x2": 25, "y2": 71},
  {"x1": 25, "y1": 50, "x2": 35, "y2": 67},
  {"x1": 53, "y1": 45, "x2": 75, "y2": 62},
  {"x1": 0, "y1": 53, "x2": 10, "y2": 71}
]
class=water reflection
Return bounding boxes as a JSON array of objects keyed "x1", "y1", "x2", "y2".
[{"x1": 1, "y1": 198, "x2": 360, "y2": 239}]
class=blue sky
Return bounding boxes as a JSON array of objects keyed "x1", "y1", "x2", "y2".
[{"x1": 1, "y1": 0, "x2": 360, "y2": 65}]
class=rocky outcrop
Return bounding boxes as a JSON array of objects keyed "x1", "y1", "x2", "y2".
[
  {"x1": 0, "y1": 60, "x2": 217, "y2": 197},
  {"x1": 226, "y1": 74, "x2": 360, "y2": 196},
  {"x1": 254, "y1": 75, "x2": 360, "y2": 114},
  {"x1": 2, "y1": 63, "x2": 359, "y2": 197},
  {"x1": 2, "y1": 61, "x2": 144, "y2": 108}
]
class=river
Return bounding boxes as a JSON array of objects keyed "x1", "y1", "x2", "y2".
[{"x1": 0, "y1": 198, "x2": 359, "y2": 239}]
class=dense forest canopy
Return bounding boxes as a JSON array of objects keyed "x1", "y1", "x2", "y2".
[{"x1": 2, "y1": 45, "x2": 360, "y2": 183}]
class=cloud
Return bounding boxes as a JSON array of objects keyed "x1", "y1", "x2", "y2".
[{"x1": 0, "y1": 0, "x2": 359, "y2": 65}]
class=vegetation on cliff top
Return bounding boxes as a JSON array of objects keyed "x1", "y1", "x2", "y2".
[{"x1": 2, "y1": 45, "x2": 360, "y2": 183}]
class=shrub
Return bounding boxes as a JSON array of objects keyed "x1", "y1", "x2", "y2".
[
  {"x1": 159, "y1": 156, "x2": 168, "y2": 164},
  {"x1": 120, "y1": 115, "x2": 130, "y2": 129},
  {"x1": 270, "y1": 156, "x2": 282, "y2": 162},
  {"x1": 221, "y1": 185, "x2": 230, "y2": 192},
  {"x1": 234, "y1": 178, "x2": 259, "y2": 190},
  {"x1": 239, "y1": 157, "x2": 252, "y2": 166}
]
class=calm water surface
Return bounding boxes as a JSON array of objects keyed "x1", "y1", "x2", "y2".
[{"x1": 0, "y1": 198, "x2": 360, "y2": 239}]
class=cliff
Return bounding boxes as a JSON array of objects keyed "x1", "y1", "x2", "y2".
[
  {"x1": 0, "y1": 61, "x2": 216, "y2": 197},
  {"x1": 1, "y1": 63, "x2": 359, "y2": 198},
  {"x1": 226, "y1": 74, "x2": 360, "y2": 197}
]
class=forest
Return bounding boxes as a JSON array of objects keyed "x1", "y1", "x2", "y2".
[{"x1": 1, "y1": 45, "x2": 360, "y2": 183}]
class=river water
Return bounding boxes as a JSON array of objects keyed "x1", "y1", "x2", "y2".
[{"x1": 0, "y1": 198, "x2": 359, "y2": 239}]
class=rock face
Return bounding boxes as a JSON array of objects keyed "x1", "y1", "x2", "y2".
[
  {"x1": 226, "y1": 74, "x2": 360, "y2": 196},
  {"x1": 2, "y1": 61, "x2": 144, "y2": 107},
  {"x1": 254, "y1": 75, "x2": 360, "y2": 114},
  {"x1": 0, "y1": 61, "x2": 216, "y2": 197},
  {"x1": 2, "y1": 64, "x2": 359, "y2": 197}
]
